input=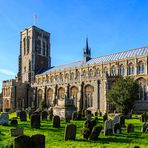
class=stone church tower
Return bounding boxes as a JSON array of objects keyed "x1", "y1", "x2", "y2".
[{"x1": 18, "y1": 26, "x2": 51, "y2": 83}]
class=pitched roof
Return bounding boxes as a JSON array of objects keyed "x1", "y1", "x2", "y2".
[{"x1": 41, "y1": 46, "x2": 148, "y2": 74}]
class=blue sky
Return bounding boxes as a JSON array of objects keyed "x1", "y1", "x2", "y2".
[{"x1": 1, "y1": 0, "x2": 148, "y2": 91}]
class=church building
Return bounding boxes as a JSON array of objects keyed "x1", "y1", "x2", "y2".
[{"x1": 2, "y1": 25, "x2": 148, "y2": 113}]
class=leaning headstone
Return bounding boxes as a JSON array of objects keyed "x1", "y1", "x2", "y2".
[
  {"x1": 30, "y1": 134, "x2": 45, "y2": 148},
  {"x1": 89, "y1": 126, "x2": 102, "y2": 140},
  {"x1": 41, "y1": 111, "x2": 48, "y2": 120},
  {"x1": 13, "y1": 135, "x2": 31, "y2": 148},
  {"x1": 20, "y1": 111, "x2": 27, "y2": 121},
  {"x1": 119, "y1": 115, "x2": 125, "y2": 125},
  {"x1": 31, "y1": 114, "x2": 40, "y2": 129},
  {"x1": 64, "y1": 123, "x2": 76, "y2": 141},
  {"x1": 113, "y1": 115, "x2": 120, "y2": 125},
  {"x1": 127, "y1": 124, "x2": 134, "y2": 133},
  {"x1": 141, "y1": 123, "x2": 148, "y2": 133},
  {"x1": 10, "y1": 119, "x2": 18, "y2": 126},
  {"x1": 104, "y1": 120, "x2": 113, "y2": 136},
  {"x1": 53, "y1": 115, "x2": 60, "y2": 128},
  {"x1": 113, "y1": 123, "x2": 121, "y2": 134},
  {"x1": 0, "y1": 112, "x2": 9, "y2": 125},
  {"x1": 10, "y1": 127, "x2": 24, "y2": 137}
]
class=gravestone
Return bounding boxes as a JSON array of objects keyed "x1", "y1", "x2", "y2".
[
  {"x1": 64, "y1": 123, "x2": 76, "y2": 141},
  {"x1": 113, "y1": 123, "x2": 121, "y2": 134},
  {"x1": 53, "y1": 115, "x2": 60, "y2": 128},
  {"x1": 119, "y1": 115, "x2": 125, "y2": 125},
  {"x1": 127, "y1": 124, "x2": 134, "y2": 133},
  {"x1": 77, "y1": 111, "x2": 82, "y2": 120},
  {"x1": 20, "y1": 111, "x2": 27, "y2": 121},
  {"x1": 30, "y1": 134, "x2": 45, "y2": 148},
  {"x1": 10, "y1": 127, "x2": 24, "y2": 137},
  {"x1": 41, "y1": 111, "x2": 48, "y2": 120},
  {"x1": 85, "y1": 110, "x2": 91, "y2": 117},
  {"x1": 113, "y1": 115, "x2": 120, "y2": 125},
  {"x1": 13, "y1": 135, "x2": 31, "y2": 148},
  {"x1": 103, "y1": 113, "x2": 108, "y2": 122},
  {"x1": 16, "y1": 109, "x2": 21, "y2": 117},
  {"x1": 104, "y1": 120, "x2": 113, "y2": 136},
  {"x1": 10, "y1": 119, "x2": 18, "y2": 126},
  {"x1": 86, "y1": 114, "x2": 92, "y2": 121},
  {"x1": 28, "y1": 110, "x2": 34, "y2": 119},
  {"x1": 94, "y1": 112, "x2": 98, "y2": 117},
  {"x1": 31, "y1": 114, "x2": 40, "y2": 129},
  {"x1": 0, "y1": 112, "x2": 9, "y2": 125},
  {"x1": 141, "y1": 112, "x2": 147, "y2": 122},
  {"x1": 89, "y1": 126, "x2": 102, "y2": 140},
  {"x1": 141, "y1": 123, "x2": 148, "y2": 133},
  {"x1": 72, "y1": 111, "x2": 77, "y2": 120}
]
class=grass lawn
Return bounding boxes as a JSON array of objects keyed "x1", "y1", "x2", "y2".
[{"x1": 0, "y1": 113, "x2": 148, "y2": 148}]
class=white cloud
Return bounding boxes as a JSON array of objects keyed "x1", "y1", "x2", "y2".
[{"x1": 0, "y1": 69, "x2": 16, "y2": 76}]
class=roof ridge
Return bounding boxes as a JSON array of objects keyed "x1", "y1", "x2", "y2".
[{"x1": 92, "y1": 45, "x2": 148, "y2": 60}]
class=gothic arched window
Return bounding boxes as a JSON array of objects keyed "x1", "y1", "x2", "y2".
[
  {"x1": 138, "y1": 61, "x2": 144, "y2": 74},
  {"x1": 128, "y1": 63, "x2": 134, "y2": 75},
  {"x1": 120, "y1": 64, "x2": 125, "y2": 76}
]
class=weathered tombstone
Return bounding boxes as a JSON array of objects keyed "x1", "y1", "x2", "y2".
[
  {"x1": 127, "y1": 124, "x2": 134, "y2": 133},
  {"x1": 30, "y1": 134, "x2": 45, "y2": 148},
  {"x1": 77, "y1": 111, "x2": 82, "y2": 120},
  {"x1": 94, "y1": 112, "x2": 98, "y2": 117},
  {"x1": 141, "y1": 123, "x2": 148, "y2": 133},
  {"x1": 99, "y1": 112, "x2": 102, "y2": 117},
  {"x1": 10, "y1": 127, "x2": 24, "y2": 137},
  {"x1": 41, "y1": 111, "x2": 48, "y2": 120},
  {"x1": 85, "y1": 110, "x2": 91, "y2": 117},
  {"x1": 13, "y1": 135, "x2": 31, "y2": 148},
  {"x1": 31, "y1": 114, "x2": 40, "y2": 129},
  {"x1": 119, "y1": 115, "x2": 125, "y2": 125},
  {"x1": 64, "y1": 123, "x2": 76, "y2": 141},
  {"x1": 0, "y1": 112, "x2": 9, "y2": 125},
  {"x1": 10, "y1": 119, "x2": 18, "y2": 126},
  {"x1": 20, "y1": 111, "x2": 27, "y2": 121},
  {"x1": 28, "y1": 110, "x2": 34, "y2": 119},
  {"x1": 49, "y1": 113, "x2": 53, "y2": 121},
  {"x1": 16, "y1": 109, "x2": 21, "y2": 117},
  {"x1": 72, "y1": 111, "x2": 77, "y2": 120},
  {"x1": 103, "y1": 113, "x2": 108, "y2": 122},
  {"x1": 104, "y1": 120, "x2": 113, "y2": 136},
  {"x1": 113, "y1": 123, "x2": 121, "y2": 134},
  {"x1": 53, "y1": 115, "x2": 60, "y2": 128},
  {"x1": 89, "y1": 126, "x2": 102, "y2": 140},
  {"x1": 113, "y1": 115, "x2": 120, "y2": 125},
  {"x1": 141, "y1": 112, "x2": 147, "y2": 122}
]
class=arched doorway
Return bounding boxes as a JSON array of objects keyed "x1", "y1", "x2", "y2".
[
  {"x1": 136, "y1": 78, "x2": 147, "y2": 100},
  {"x1": 47, "y1": 88, "x2": 53, "y2": 107},
  {"x1": 70, "y1": 86, "x2": 78, "y2": 107},
  {"x1": 37, "y1": 89, "x2": 43, "y2": 107},
  {"x1": 84, "y1": 85, "x2": 94, "y2": 109}
]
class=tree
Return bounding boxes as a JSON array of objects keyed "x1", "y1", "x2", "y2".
[{"x1": 107, "y1": 77, "x2": 139, "y2": 115}]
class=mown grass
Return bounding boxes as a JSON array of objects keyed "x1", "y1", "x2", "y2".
[{"x1": 0, "y1": 113, "x2": 148, "y2": 148}]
